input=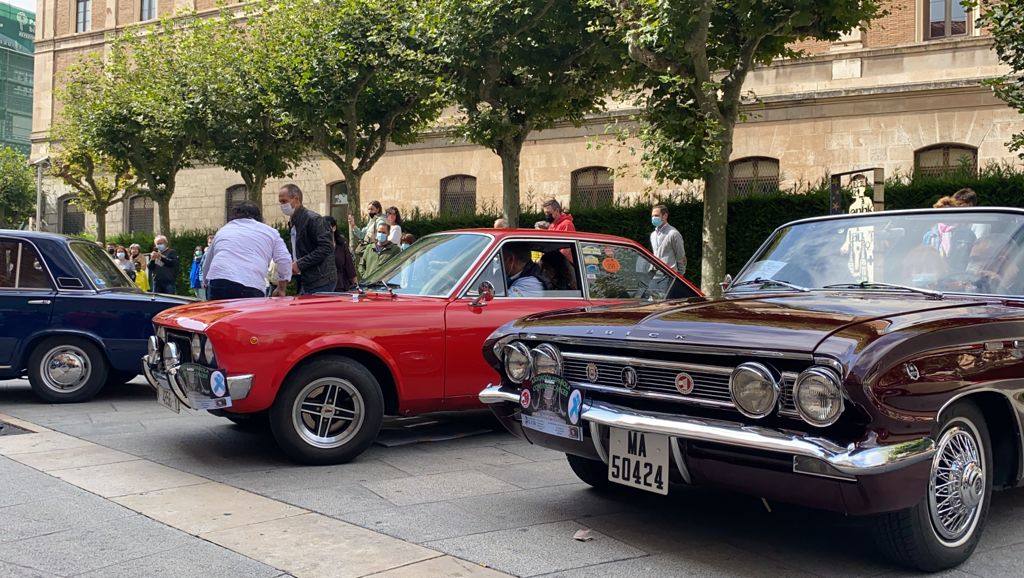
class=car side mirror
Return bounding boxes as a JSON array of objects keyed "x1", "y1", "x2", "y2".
[
  {"x1": 470, "y1": 281, "x2": 495, "y2": 307},
  {"x1": 720, "y1": 274, "x2": 733, "y2": 292}
]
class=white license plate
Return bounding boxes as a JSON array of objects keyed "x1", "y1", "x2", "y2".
[
  {"x1": 607, "y1": 428, "x2": 669, "y2": 495},
  {"x1": 157, "y1": 386, "x2": 180, "y2": 413}
]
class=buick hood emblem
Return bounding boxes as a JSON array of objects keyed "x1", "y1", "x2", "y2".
[{"x1": 621, "y1": 366, "x2": 638, "y2": 389}]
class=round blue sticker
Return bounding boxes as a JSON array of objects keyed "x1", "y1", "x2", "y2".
[
  {"x1": 567, "y1": 389, "x2": 583, "y2": 425},
  {"x1": 210, "y1": 371, "x2": 227, "y2": 397}
]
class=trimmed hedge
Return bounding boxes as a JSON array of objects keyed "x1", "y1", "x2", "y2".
[{"x1": 106, "y1": 166, "x2": 1024, "y2": 294}]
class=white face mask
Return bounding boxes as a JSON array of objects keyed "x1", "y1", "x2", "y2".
[
  {"x1": 116, "y1": 252, "x2": 125, "y2": 259},
  {"x1": 280, "y1": 202, "x2": 295, "y2": 217}
]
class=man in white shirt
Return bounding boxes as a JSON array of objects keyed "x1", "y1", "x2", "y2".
[
  {"x1": 650, "y1": 204, "x2": 686, "y2": 292},
  {"x1": 203, "y1": 202, "x2": 293, "y2": 300}
]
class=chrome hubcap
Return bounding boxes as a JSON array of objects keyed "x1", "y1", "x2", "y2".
[
  {"x1": 41, "y1": 346, "x2": 91, "y2": 393},
  {"x1": 929, "y1": 423, "x2": 986, "y2": 546},
  {"x1": 291, "y1": 378, "x2": 364, "y2": 449}
]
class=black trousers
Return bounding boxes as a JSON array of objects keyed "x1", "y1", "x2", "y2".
[{"x1": 207, "y1": 278, "x2": 266, "y2": 300}]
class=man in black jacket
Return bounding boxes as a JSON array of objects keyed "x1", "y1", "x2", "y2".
[
  {"x1": 147, "y1": 235, "x2": 179, "y2": 294},
  {"x1": 278, "y1": 184, "x2": 337, "y2": 294}
]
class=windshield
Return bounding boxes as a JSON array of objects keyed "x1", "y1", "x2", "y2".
[
  {"x1": 733, "y1": 210, "x2": 1024, "y2": 297},
  {"x1": 362, "y1": 233, "x2": 491, "y2": 296},
  {"x1": 69, "y1": 241, "x2": 136, "y2": 290}
]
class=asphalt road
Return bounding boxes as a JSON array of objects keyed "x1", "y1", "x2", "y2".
[{"x1": 2, "y1": 378, "x2": 1024, "y2": 577}]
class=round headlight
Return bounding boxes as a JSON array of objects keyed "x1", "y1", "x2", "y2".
[
  {"x1": 729, "y1": 362, "x2": 780, "y2": 419},
  {"x1": 162, "y1": 342, "x2": 180, "y2": 371},
  {"x1": 204, "y1": 338, "x2": 216, "y2": 364},
  {"x1": 503, "y1": 342, "x2": 533, "y2": 384},
  {"x1": 531, "y1": 344, "x2": 562, "y2": 377},
  {"x1": 190, "y1": 334, "x2": 202, "y2": 361},
  {"x1": 794, "y1": 367, "x2": 844, "y2": 427}
]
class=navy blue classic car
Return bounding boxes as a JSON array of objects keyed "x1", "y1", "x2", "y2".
[{"x1": 0, "y1": 231, "x2": 190, "y2": 402}]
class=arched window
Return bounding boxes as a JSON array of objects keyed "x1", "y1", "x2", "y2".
[
  {"x1": 225, "y1": 184, "x2": 247, "y2": 221},
  {"x1": 439, "y1": 175, "x2": 477, "y2": 217},
  {"x1": 126, "y1": 195, "x2": 154, "y2": 234},
  {"x1": 914, "y1": 143, "x2": 978, "y2": 178},
  {"x1": 328, "y1": 181, "x2": 349, "y2": 223},
  {"x1": 570, "y1": 167, "x2": 614, "y2": 210},
  {"x1": 59, "y1": 196, "x2": 85, "y2": 235},
  {"x1": 729, "y1": 157, "x2": 780, "y2": 198}
]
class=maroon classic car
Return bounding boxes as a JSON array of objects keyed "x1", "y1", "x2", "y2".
[{"x1": 481, "y1": 208, "x2": 1024, "y2": 571}]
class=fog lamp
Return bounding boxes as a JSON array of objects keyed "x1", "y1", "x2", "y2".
[
  {"x1": 162, "y1": 342, "x2": 180, "y2": 371},
  {"x1": 794, "y1": 367, "x2": 844, "y2": 427},
  {"x1": 204, "y1": 338, "x2": 216, "y2": 365},
  {"x1": 729, "y1": 362, "x2": 779, "y2": 418},
  {"x1": 504, "y1": 342, "x2": 533, "y2": 384},
  {"x1": 190, "y1": 334, "x2": 202, "y2": 361}
]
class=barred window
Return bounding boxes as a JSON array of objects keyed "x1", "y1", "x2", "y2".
[
  {"x1": 926, "y1": 0, "x2": 970, "y2": 40},
  {"x1": 729, "y1": 157, "x2": 780, "y2": 198},
  {"x1": 60, "y1": 196, "x2": 85, "y2": 235},
  {"x1": 126, "y1": 195, "x2": 154, "y2": 234},
  {"x1": 440, "y1": 175, "x2": 477, "y2": 217},
  {"x1": 140, "y1": 0, "x2": 156, "y2": 21},
  {"x1": 75, "y1": 0, "x2": 92, "y2": 32},
  {"x1": 570, "y1": 167, "x2": 614, "y2": 210},
  {"x1": 225, "y1": 184, "x2": 248, "y2": 222},
  {"x1": 329, "y1": 181, "x2": 349, "y2": 223},
  {"x1": 914, "y1": 144, "x2": 978, "y2": 178}
]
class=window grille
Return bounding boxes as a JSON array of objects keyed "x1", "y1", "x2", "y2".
[
  {"x1": 570, "y1": 167, "x2": 614, "y2": 210},
  {"x1": 914, "y1": 144, "x2": 978, "y2": 178},
  {"x1": 60, "y1": 197, "x2": 85, "y2": 235},
  {"x1": 440, "y1": 175, "x2": 477, "y2": 217},
  {"x1": 127, "y1": 195, "x2": 154, "y2": 233},
  {"x1": 728, "y1": 157, "x2": 780, "y2": 198}
]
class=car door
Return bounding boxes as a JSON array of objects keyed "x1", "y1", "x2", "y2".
[
  {"x1": 442, "y1": 240, "x2": 589, "y2": 404},
  {"x1": 0, "y1": 238, "x2": 56, "y2": 368},
  {"x1": 579, "y1": 240, "x2": 699, "y2": 306}
]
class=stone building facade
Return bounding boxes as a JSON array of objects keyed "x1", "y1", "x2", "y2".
[{"x1": 29, "y1": 0, "x2": 1024, "y2": 235}]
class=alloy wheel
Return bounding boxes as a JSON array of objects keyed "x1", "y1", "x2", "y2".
[
  {"x1": 40, "y1": 345, "x2": 92, "y2": 393},
  {"x1": 928, "y1": 421, "x2": 986, "y2": 547},
  {"x1": 291, "y1": 377, "x2": 365, "y2": 449}
]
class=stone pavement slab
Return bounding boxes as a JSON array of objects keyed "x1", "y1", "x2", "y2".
[
  {"x1": 10, "y1": 444, "x2": 138, "y2": 472},
  {"x1": 49, "y1": 458, "x2": 207, "y2": 498},
  {"x1": 362, "y1": 470, "x2": 518, "y2": 506},
  {"x1": 369, "y1": 555, "x2": 506, "y2": 577}
]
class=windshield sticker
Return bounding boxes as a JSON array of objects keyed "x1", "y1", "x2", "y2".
[
  {"x1": 94, "y1": 278, "x2": 106, "y2": 286},
  {"x1": 586, "y1": 264, "x2": 600, "y2": 275},
  {"x1": 601, "y1": 258, "x2": 621, "y2": 274},
  {"x1": 584, "y1": 256, "x2": 599, "y2": 266},
  {"x1": 844, "y1": 225, "x2": 875, "y2": 282},
  {"x1": 603, "y1": 246, "x2": 615, "y2": 257},
  {"x1": 744, "y1": 260, "x2": 787, "y2": 280},
  {"x1": 581, "y1": 245, "x2": 602, "y2": 256}
]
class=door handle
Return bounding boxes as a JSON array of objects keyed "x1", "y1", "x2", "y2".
[{"x1": 27, "y1": 300, "x2": 52, "y2": 305}]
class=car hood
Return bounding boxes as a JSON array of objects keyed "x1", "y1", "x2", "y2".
[
  {"x1": 507, "y1": 293, "x2": 990, "y2": 354},
  {"x1": 152, "y1": 292, "x2": 429, "y2": 331}
]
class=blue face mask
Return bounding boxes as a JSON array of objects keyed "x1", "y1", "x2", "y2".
[
  {"x1": 376, "y1": 232, "x2": 388, "y2": 243},
  {"x1": 651, "y1": 216, "x2": 663, "y2": 228},
  {"x1": 156, "y1": 243, "x2": 167, "y2": 252}
]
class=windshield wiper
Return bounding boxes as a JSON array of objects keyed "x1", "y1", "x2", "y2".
[
  {"x1": 822, "y1": 281, "x2": 944, "y2": 300},
  {"x1": 728, "y1": 277, "x2": 811, "y2": 293},
  {"x1": 364, "y1": 280, "x2": 398, "y2": 297}
]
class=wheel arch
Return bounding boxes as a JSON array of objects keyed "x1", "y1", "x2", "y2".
[
  {"x1": 16, "y1": 329, "x2": 110, "y2": 372},
  {"x1": 939, "y1": 389, "x2": 1023, "y2": 490},
  {"x1": 277, "y1": 344, "x2": 401, "y2": 415}
]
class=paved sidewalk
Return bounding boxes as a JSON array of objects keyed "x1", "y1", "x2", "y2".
[{"x1": 4, "y1": 379, "x2": 1024, "y2": 576}]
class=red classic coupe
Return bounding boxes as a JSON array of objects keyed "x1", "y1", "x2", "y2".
[{"x1": 143, "y1": 229, "x2": 699, "y2": 463}]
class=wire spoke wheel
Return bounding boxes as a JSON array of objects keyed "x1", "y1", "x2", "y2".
[
  {"x1": 928, "y1": 423, "x2": 986, "y2": 547},
  {"x1": 40, "y1": 345, "x2": 92, "y2": 393},
  {"x1": 291, "y1": 377, "x2": 365, "y2": 449}
]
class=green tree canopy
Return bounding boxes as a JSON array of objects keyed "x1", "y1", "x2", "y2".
[
  {"x1": 0, "y1": 146, "x2": 34, "y2": 229},
  {"x1": 251, "y1": 0, "x2": 444, "y2": 236},
  {"x1": 978, "y1": 0, "x2": 1024, "y2": 158},
  {"x1": 438, "y1": 0, "x2": 632, "y2": 227},
  {"x1": 607, "y1": 0, "x2": 884, "y2": 295}
]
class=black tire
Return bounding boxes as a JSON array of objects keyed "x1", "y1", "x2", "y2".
[
  {"x1": 225, "y1": 412, "x2": 270, "y2": 432},
  {"x1": 27, "y1": 336, "x2": 109, "y2": 403},
  {"x1": 567, "y1": 453, "x2": 613, "y2": 491},
  {"x1": 269, "y1": 356, "x2": 384, "y2": 465},
  {"x1": 872, "y1": 401, "x2": 992, "y2": 572}
]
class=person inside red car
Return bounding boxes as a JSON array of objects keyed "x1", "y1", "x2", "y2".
[{"x1": 502, "y1": 244, "x2": 547, "y2": 297}]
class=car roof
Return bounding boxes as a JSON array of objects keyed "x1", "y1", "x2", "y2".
[
  {"x1": 0, "y1": 229, "x2": 71, "y2": 242},
  {"x1": 443, "y1": 228, "x2": 644, "y2": 244},
  {"x1": 784, "y1": 206, "x2": 1024, "y2": 228}
]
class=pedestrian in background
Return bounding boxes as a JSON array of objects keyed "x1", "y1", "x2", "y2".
[
  {"x1": 493, "y1": 218, "x2": 508, "y2": 229},
  {"x1": 400, "y1": 233, "x2": 415, "y2": 250},
  {"x1": 148, "y1": 235, "x2": 179, "y2": 294},
  {"x1": 358, "y1": 222, "x2": 400, "y2": 279},
  {"x1": 347, "y1": 201, "x2": 386, "y2": 257},
  {"x1": 279, "y1": 184, "x2": 337, "y2": 295},
  {"x1": 325, "y1": 216, "x2": 357, "y2": 292},
  {"x1": 113, "y1": 245, "x2": 135, "y2": 277},
  {"x1": 189, "y1": 246, "x2": 205, "y2": 299},
  {"x1": 542, "y1": 199, "x2": 575, "y2": 232},
  {"x1": 128, "y1": 244, "x2": 149, "y2": 291},
  {"x1": 385, "y1": 207, "x2": 403, "y2": 245},
  {"x1": 650, "y1": 204, "x2": 686, "y2": 294},
  {"x1": 204, "y1": 202, "x2": 292, "y2": 300},
  {"x1": 105, "y1": 243, "x2": 116, "y2": 257}
]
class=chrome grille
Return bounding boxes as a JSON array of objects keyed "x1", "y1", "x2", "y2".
[
  {"x1": 165, "y1": 331, "x2": 196, "y2": 365},
  {"x1": 779, "y1": 374, "x2": 798, "y2": 417}
]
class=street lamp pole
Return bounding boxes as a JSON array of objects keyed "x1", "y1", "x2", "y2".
[{"x1": 29, "y1": 156, "x2": 49, "y2": 231}]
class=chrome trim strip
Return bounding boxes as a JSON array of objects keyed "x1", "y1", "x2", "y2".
[
  {"x1": 518, "y1": 333, "x2": 814, "y2": 360},
  {"x1": 589, "y1": 421, "x2": 608, "y2": 464},
  {"x1": 0, "y1": 365, "x2": 11, "y2": 370},
  {"x1": 562, "y1": 351, "x2": 733, "y2": 376},
  {"x1": 226, "y1": 374, "x2": 254, "y2": 401},
  {"x1": 479, "y1": 384, "x2": 521, "y2": 405},
  {"x1": 569, "y1": 381, "x2": 735, "y2": 409},
  {"x1": 581, "y1": 400, "x2": 936, "y2": 476},
  {"x1": 671, "y1": 438, "x2": 692, "y2": 484}
]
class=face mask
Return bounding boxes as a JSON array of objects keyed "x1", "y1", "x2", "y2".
[
  {"x1": 544, "y1": 214, "x2": 555, "y2": 223},
  {"x1": 116, "y1": 252, "x2": 126, "y2": 259},
  {"x1": 280, "y1": 202, "x2": 295, "y2": 217},
  {"x1": 156, "y1": 243, "x2": 167, "y2": 252},
  {"x1": 195, "y1": 251, "x2": 202, "y2": 258},
  {"x1": 107, "y1": 248, "x2": 115, "y2": 255},
  {"x1": 652, "y1": 216, "x2": 663, "y2": 228},
  {"x1": 376, "y1": 232, "x2": 388, "y2": 243},
  {"x1": 369, "y1": 210, "x2": 378, "y2": 218},
  {"x1": 400, "y1": 243, "x2": 410, "y2": 250}
]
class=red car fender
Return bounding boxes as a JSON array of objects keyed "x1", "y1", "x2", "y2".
[{"x1": 270, "y1": 333, "x2": 406, "y2": 402}]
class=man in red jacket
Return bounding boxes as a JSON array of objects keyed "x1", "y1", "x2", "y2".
[{"x1": 542, "y1": 199, "x2": 576, "y2": 232}]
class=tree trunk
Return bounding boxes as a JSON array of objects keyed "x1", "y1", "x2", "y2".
[
  {"x1": 94, "y1": 207, "x2": 107, "y2": 244},
  {"x1": 156, "y1": 197, "x2": 172, "y2": 236},
  {"x1": 345, "y1": 172, "x2": 363, "y2": 248},
  {"x1": 247, "y1": 172, "x2": 268, "y2": 206},
  {"x1": 700, "y1": 134, "x2": 734, "y2": 298},
  {"x1": 498, "y1": 139, "x2": 524, "y2": 228}
]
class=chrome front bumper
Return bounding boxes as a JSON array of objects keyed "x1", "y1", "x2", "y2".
[
  {"x1": 142, "y1": 357, "x2": 254, "y2": 409},
  {"x1": 479, "y1": 384, "x2": 936, "y2": 479}
]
